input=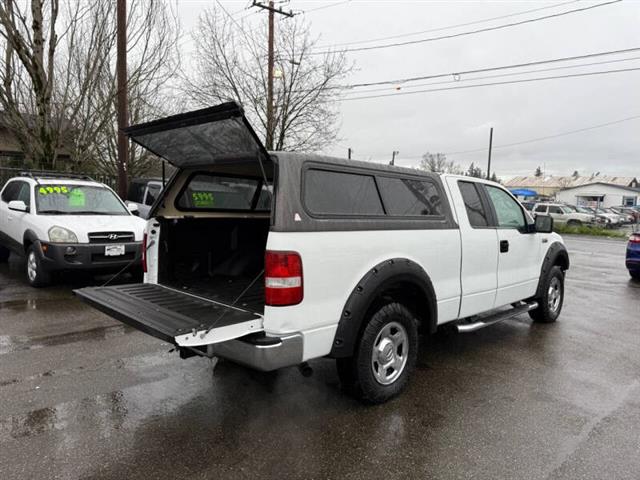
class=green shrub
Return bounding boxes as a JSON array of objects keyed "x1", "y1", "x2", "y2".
[{"x1": 553, "y1": 223, "x2": 627, "y2": 238}]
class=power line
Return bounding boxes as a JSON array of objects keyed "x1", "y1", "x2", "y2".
[
  {"x1": 293, "y1": 47, "x2": 640, "y2": 93},
  {"x1": 342, "y1": 55, "x2": 640, "y2": 96},
  {"x1": 309, "y1": 0, "x2": 622, "y2": 55},
  {"x1": 301, "y1": 0, "x2": 351, "y2": 14},
  {"x1": 445, "y1": 115, "x2": 640, "y2": 156},
  {"x1": 341, "y1": 67, "x2": 640, "y2": 102},
  {"x1": 315, "y1": 0, "x2": 580, "y2": 49}
]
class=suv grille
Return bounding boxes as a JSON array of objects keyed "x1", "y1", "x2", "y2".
[{"x1": 88, "y1": 232, "x2": 135, "y2": 243}]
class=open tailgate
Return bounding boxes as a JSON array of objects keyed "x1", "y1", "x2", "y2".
[{"x1": 74, "y1": 284, "x2": 263, "y2": 347}]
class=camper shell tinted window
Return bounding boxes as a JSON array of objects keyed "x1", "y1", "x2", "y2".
[{"x1": 176, "y1": 173, "x2": 271, "y2": 212}]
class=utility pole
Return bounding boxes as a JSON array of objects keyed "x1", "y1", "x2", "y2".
[
  {"x1": 391, "y1": 150, "x2": 399, "y2": 166},
  {"x1": 348, "y1": 147, "x2": 352, "y2": 159},
  {"x1": 486, "y1": 127, "x2": 493, "y2": 180},
  {"x1": 116, "y1": 0, "x2": 128, "y2": 198},
  {"x1": 252, "y1": 1, "x2": 294, "y2": 150}
]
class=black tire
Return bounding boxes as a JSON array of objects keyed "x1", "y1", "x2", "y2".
[
  {"x1": 336, "y1": 302, "x2": 419, "y2": 404},
  {"x1": 630, "y1": 271, "x2": 640, "y2": 281},
  {"x1": 26, "y1": 244, "x2": 52, "y2": 287},
  {"x1": 0, "y1": 245, "x2": 10, "y2": 263},
  {"x1": 567, "y1": 220, "x2": 581, "y2": 227},
  {"x1": 529, "y1": 265, "x2": 564, "y2": 323}
]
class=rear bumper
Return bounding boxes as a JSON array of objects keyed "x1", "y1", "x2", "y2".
[
  {"x1": 38, "y1": 240, "x2": 141, "y2": 271},
  {"x1": 210, "y1": 332, "x2": 304, "y2": 371}
]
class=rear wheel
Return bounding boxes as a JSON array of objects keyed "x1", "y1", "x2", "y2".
[
  {"x1": 567, "y1": 220, "x2": 582, "y2": 227},
  {"x1": 26, "y1": 244, "x2": 51, "y2": 287},
  {"x1": 0, "y1": 245, "x2": 10, "y2": 263},
  {"x1": 336, "y1": 302, "x2": 418, "y2": 404},
  {"x1": 529, "y1": 265, "x2": 564, "y2": 323}
]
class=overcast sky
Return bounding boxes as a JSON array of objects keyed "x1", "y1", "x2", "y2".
[{"x1": 176, "y1": 0, "x2": 640, "y2": 178}]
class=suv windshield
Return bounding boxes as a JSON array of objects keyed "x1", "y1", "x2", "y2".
[{"x1": 36, "y1": 184, "x2": 129, "y2": 215}]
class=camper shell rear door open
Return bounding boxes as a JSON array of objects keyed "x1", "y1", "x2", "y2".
[{"x1": 75, "y1": 102, "x2": 272, "y2": 348}]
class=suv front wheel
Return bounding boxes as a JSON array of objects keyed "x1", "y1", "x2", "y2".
[
  {"x1": 26, "y1": 244, "x2": 51, "y2": 287},
  {"x1": 337, "y1": 302, "x2": 418, "y2": 404}
]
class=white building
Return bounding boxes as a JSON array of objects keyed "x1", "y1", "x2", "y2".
[{"x1": 555, "y1": 182, "x2": 640, "y2": 208}]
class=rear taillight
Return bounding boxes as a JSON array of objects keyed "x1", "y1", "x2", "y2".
[
  {"x1": 142, "y1": 232, "x2": 148, "y2": 273},
  {"x1": 629, "y1": 234, "x2": 640, "y2": 244},
  {"x1": 265, "y1": 250, "x2": 303, "y2": 306}
]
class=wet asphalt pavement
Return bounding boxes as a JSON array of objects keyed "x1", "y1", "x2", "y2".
[{"x1": 1, "y1": 236, "x2": 639, "y2": 480}]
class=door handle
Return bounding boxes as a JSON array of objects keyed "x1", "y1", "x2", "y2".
[{"x1": 500, "y1": 240, "x2": 509, "y2": 253}]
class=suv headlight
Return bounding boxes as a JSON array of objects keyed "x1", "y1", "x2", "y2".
[{"x1": 48, "y1": 226, "x2": 78, "y2": 243}]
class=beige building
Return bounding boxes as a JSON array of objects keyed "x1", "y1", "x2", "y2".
[{"x1": 505, "y1": 175, "x2": 638, "y2": 197}]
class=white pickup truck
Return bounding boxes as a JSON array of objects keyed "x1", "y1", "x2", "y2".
[{"x1": 76, "y1": 103, "x2": 570, "y2": 403}]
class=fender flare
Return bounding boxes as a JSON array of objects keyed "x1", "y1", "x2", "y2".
[
  {"x1": 23, "y1": 229, "x2": 40, "y2": 251},
  {"x1": 329, "y1": 258, "x2": 437, "y2": 358},
  {"x1": 534, "y1": 241, "x2": 569, "y2": 298}
]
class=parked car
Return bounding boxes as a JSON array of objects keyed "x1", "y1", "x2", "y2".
[
  {"x1": 610, "y1": 206, "x2": 639, "y2": 224},
  {"x1": 75, "y1": 102, "x2": 570, "y2": 404},
  {"x1": 626, "y1": 232, "x2": 640, "y2": 280},
  {"x1": 532, "y1": 202, "x2": 595, "y2": 226},
  {"x1": 127, "y1": 178, "x2": 163, "y2": 219},
  {"x1": 565, "y1": 205, "x2": 610, "y2": 227},
  {"x1": 578, "y1": 206, "x2": 618, "y2": 227},
  {"x1": 0, "y1": 173, "x2": 146, "y2": 287}
]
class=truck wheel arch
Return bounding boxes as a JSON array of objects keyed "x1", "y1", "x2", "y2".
[
  {"x1": 329, "y1": 258, "x2": 437, "y2": 359},
  {"x1": 534, "y1": 241, "x2": 569, "y2": 299}
]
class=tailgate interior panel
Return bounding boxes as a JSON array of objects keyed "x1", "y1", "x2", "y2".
[{"x1": 74, "y1": 283, "x2": 261, "y2": 344}]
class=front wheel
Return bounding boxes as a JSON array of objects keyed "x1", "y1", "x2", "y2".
[
  {"x1": 336, "y1": 302, "x2": 418, "y2": 404},
  {"x1": 529, "y1": 265, "x2": 564, "y2": 323},
  {"x1": 26, "y1": 244, "x2": 52, "y2": 287}
]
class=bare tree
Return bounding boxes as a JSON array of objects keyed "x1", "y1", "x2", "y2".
[
  {"x1": 77, "y1": 0, "x2": 181, "y2": 178},
  {"x1": 0, "y1": 0, "x2": 112, "y2": 169},
  {"x1": 184, "y1": 7, "x2": 352, "y2": 152},
  {"x1": 419, "y1": 152, "x2": 463, "y2": 174}
]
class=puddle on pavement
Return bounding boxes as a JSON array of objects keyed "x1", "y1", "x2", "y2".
[{"x1": 0, "y1": 324, "x2": 130, "y2": 355}]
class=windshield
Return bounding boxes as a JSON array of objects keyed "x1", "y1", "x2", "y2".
[
  {"x1": 36, "y1": 184, "x2": 129, "y2": 215},
  {"x1": 576, "y1": 207, "x2": 591, "y2": 214},
  {"x1": 560, "y1": 206, "x2": 573, "y2": 214}
]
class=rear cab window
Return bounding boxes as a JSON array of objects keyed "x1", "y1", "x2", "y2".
[{"x1": 458, "y1": 181, "x2": 489, "y2": 228}]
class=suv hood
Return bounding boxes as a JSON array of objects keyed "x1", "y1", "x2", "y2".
[{"x1": 39, "y1": 215, "x2": 146, "y2": 243}]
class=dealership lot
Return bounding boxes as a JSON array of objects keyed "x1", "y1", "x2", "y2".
[{"x1": 1, "y1": 236, "x2": 639, "y2": 480}]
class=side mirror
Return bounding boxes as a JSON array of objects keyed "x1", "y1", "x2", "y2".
[
  {"x1": 534, "y1": 214, "x2": 553, "y2": 233},
  {"x1": 8, "y1": 200, "x2": 28, "y2": 212},
  {"x1": 126, "y1": 202, "x2": 140, "y2": 216}
]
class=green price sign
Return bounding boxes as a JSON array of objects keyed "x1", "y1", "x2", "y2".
[{"x1": 192, "y1": 191, "x2": 214, "y2": 208}]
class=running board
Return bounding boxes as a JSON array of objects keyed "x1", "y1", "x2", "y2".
[{"x1": 454, "y1": 301, "x2": 538, "y2": 333}]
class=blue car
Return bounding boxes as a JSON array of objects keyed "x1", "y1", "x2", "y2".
[{"x1": 627, "y1": 233, "x2": 640, "y2": 280}]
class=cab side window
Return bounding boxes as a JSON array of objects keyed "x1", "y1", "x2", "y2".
[
  {"x1": 16, "y1": 182, "x2": 31, "y2": 206},
  {"x1": 485, "y1": 186, "x2": 526, "y2": 229}
]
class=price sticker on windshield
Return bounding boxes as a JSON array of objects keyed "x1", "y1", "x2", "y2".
[{"x1": 38, "y1": 186, "x2": 69, "y2": 195}]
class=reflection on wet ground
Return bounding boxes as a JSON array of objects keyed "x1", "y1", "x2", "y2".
[{"x1": 1, "y1": 236, "x2": 639, "y2": 480}]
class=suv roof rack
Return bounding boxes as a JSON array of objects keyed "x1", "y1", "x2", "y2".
[{"x1": 19, "y1": 171, "x2": 95, "y2": 182}]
